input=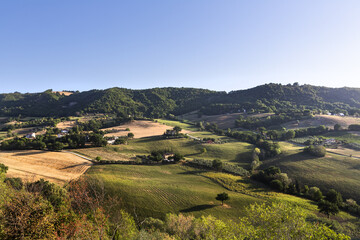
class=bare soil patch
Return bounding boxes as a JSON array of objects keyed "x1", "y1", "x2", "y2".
[
  {"x1": 102, "y1": 120, "x2": 190, "y2": 138},
  {"x1": 57, "y1": 120, "x2": 76, "y2": 129},
  {"x1": 53, "y1": 91, "x2": 73, "y2": 96},
  {"x1": 0, "y1": 150, "x2": 92, "y2": 185},
  {"x1": 282, "y1": 115, "x2": 360, "y2": 129}
]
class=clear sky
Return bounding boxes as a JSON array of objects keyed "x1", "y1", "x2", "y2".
[{"x1": 1, "y1": 1, "x2": 359, "y2": 93}]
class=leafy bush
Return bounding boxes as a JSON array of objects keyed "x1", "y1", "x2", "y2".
[{"x1": 304, "y1": 145, "x2": 326, "y2": 157}]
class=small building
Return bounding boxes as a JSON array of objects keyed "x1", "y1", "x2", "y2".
[
  {"x1": 324, "y1": 138, "x2": 336, "y2": 145},
  {"x1": 57, "y1": 134, "x2": 65, "y2": 138},
  {"x1": 164, "y1": 129, "x2": 177, "y2": 136},
  {"x1": 163, "y1": 153, "x2": 174, "y2": 160},
  {"x1": 25, "y1": 133, "x2": 36, "y2": 139}
]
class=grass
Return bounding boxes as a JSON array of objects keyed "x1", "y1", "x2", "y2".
[
  {"x1": 319, "y1": 131, "x2": 360, "y2": 144},
  {"x1": 86, "y1": 164, "x2": 261, "y2": 221},
  {"x1": 86, "y1": 163, "x2": 359, "y2": 237},
  {"x1": 76, "y1": 136, "x2": 254, "y2": 167},
  {"x1": 155, "y1": 118, "x2": 240, "y2": 141},
  {"x1": 85, "y1": 164, "x2": 324, "y2": 221},
  {"x1": 261, "y1": 142, "x2": 360, "y2": 203},
  {"x1": 155, "y1": 119, "x2": 198, "y2": 131}
]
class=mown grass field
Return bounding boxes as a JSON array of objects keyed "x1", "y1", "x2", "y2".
[
  {"x1": 76, "y1": 136, "x2": 254, "y2": 167},
  {"x1": 261, "y1": 142, "x2": 360, "y2": 202}
]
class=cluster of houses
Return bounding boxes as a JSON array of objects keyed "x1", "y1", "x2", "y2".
[{"x1": 25, "y1": 129, "x2": 70, "y2": 139}]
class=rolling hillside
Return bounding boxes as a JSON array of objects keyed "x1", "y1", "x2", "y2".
[{"x1": 2, "y1": 83, "x2": 360, "y2": 118}]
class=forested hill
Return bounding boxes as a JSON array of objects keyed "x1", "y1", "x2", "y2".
[
  {"x1": 1, "y1": 83, "x2": 360, "y2": 117},
  {"x1": 0, "y1": 88, "x2": 223, "y2": 117}
]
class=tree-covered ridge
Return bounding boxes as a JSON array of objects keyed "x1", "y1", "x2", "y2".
[{"x1": 1, "y1": 83, "x2": 360, "y2": 117}]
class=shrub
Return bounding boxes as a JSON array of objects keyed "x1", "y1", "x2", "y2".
[
  {"x1": 212, "y1": 159, "x2": 223, "y2": 171},
  {"x1": 309, "y1": 187, "x2": 323, "y2": 202},
  {"x1": 270, "y1": 179, "x2": 284, "y2": 191},
  {"x1": 304, "y1": 145, "x2": 326, "y2": 157},
  {"x1": 5, "y1": 177, "x2": 23, "y2": 190}
]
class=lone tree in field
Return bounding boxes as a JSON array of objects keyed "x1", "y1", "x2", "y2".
[
  {"x1": 127, "y1": 132, "x2": 134, "y2": 139},
  {"x1": 216, "y1": 192, "x2": 229, "y2": 205}
]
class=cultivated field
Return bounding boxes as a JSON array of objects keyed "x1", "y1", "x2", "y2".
[
  {"x1": 103, "y1": 120, "x2": 191, "y2": 138},
  {"x1": 86, "y1": 164, "x2": 318, "y2": 221},
  {"x1": 86, "y1": 163, "x2": 358, "y2": 236},
  {"x1": 12, "y1": 127, "x2": 46, "y2": 136},
  {"x1": 282, "y1": 114, "x2": 360, "y2": 129},
  {"x1": 77, "y1": 136, "x2": 253, "y2": 167},
  {"x1": 0, "y1": 150, "x2": 92, "y2": 185},
  {"x1": 179, "y1": 111, "x2": 274, "y2": 129},
  {"x1": 327, "y1": 147, "x2": 360, "y2": 158},
  {"x1": 261, "y1": 142, "x2": 360, "y2": 202},
  {"x1": 179, "y1": 111, "x2": 243, "y2": 129}
]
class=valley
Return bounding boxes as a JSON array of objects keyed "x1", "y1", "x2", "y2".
[{"x1": 1, "y1": 84, "x2": 360, "y2": 238}]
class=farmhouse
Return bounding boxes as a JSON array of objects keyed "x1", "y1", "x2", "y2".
[
  {"x1": 25, "y1": 132, "x2": 36, "y2": 139},
  {"x1": 324, "y1": 138, "x2": 337, "y2": 145},
  {"x1": 164, "y1": 129, "x2": 177, "y2": 136},
  {"x1": 57, "y1": 134, "x2": 65, "y2": 138}
]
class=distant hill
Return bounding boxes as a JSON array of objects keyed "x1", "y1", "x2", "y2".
[{"x1": 1, "y1": 83, "x2": 360, "y2": 117}]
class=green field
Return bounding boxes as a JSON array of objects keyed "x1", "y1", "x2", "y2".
[
  {"x1": 155, "y1": 119, "x2": 234, "y2": 141},
  {"x1": 261, "y1": 142, "x2": 360, "y2": 202},
  {"x1": 85, "y1": 163, "x2": 359, "y2": 237},
  {"x1": 76, "y1": 136, "x2": 254, "y2": 167},
  {"x1": 86, "y1": 164, "x2": 261, "y2": 221},
  {"x1": 320, "y1": 131, "x2": 360, "y2": 144},
  {"x1": 86, "y1": 164, "x2": 322, "y2": 220}
]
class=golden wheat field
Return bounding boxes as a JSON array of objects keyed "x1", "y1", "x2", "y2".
[
  {"x1": 102, "y1": 120, "x2": 191, "y2": 138},
  {"x1": 0, "y1": 150, "x2": 92, "y2": 185}
]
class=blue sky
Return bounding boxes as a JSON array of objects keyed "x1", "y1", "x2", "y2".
[{"x1": 1, "y1": 1, "x2": 359, "y2": 93}]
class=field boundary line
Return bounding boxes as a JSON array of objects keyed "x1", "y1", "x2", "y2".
[{"x1": 62, "y1": 151, "x2": 94, "y2": 162}]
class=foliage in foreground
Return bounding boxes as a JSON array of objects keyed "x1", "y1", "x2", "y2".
[
  {"x1": 0, "y1": 163, "x2": 350, "y2": 239},
  {"x1": 141, "y1": 202, "x2": 349, "y2": 240}
]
